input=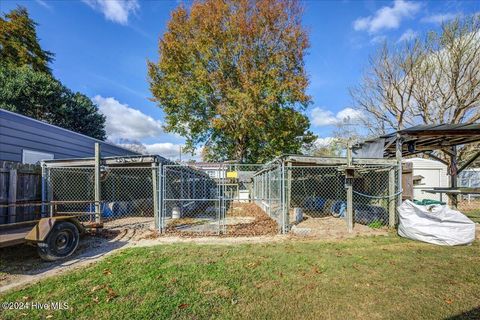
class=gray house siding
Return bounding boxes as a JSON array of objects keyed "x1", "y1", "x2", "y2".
[{"x1": 0, "y1": 109, "x2": 138, "y2": 162}]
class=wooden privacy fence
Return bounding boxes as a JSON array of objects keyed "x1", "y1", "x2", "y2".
[{"x1": 0, "y1": 161, "x2": 42, "y2": 224}]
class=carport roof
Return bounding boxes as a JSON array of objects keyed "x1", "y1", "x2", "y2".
[{"x1": 355, "y1": 124, "x2": 480, "y2": 158}]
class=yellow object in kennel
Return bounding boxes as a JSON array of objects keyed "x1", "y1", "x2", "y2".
[{"x1": 226, "y1": 171, "x2": 238, "y2": 178}]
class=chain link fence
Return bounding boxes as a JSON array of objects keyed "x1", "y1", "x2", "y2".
[
  {"x1": 252, "y1": 163, "x2": 287, "y2": 232},
  {"x1": 224, "y1": 164, "x2": 279, "y2": 235},
  {"x1": 45, "y1": 166, "x2": 158, "y2": 226},
  {"x1": 252, "y1": 160, "x2": 399, "y2": 234},
  {"x1": 161, "y1": 163, "x2": 279, "y2": 236},
  {"x1": 46, "y1": 167, "x2": 95, "y2": 222},
  {"x1": 456, "y1": 170, "x2": 480, "y2": 223},
  {"x1": 288, "y1": 166, "x2": 346, "y2": 222},
  {"x1": 352, "y1": 164, "x2": 399, "y2": 227},
  {"x1": 43, "y1": 156, "x2": 400, "y2": 236}
]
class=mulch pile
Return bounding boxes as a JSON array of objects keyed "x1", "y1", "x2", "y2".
[
  {"x1": 160, "y1": 202, "x2": 278, "y2": 237},
  {"x1": 225, "y1": 203, "x2": 278, "y2": 236}
]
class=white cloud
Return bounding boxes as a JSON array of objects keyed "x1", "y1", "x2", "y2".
[
  {"x1": 353, "y1": 0, "x2": 421, "y2": 34},
  {"x1": 144, "y1": 143, "x2": 202, "y2": 161},
  {"x1": 310, "y1": 107, "x2": 364, "y2": 127},
  {"x1": 82, "y1": 0, "x2": 139, "y2": 25},
  {"x1": 370, "y1": 35, "x2": 387, "y2": 44},
  {"x1": 35, "y1": 0, "x2": 52, "y2": 10},
  {"x1": 315, "y1": 137, "x2": 335, "y2": 148},
  {"x1": 398, "y1": 28, "x2": 418, "y2": 42},
  {"x1": 93, "y1": 95, "x2": 163, "y2": 140},
  {"x1": 144, "y1": 143, "x2": 181, "y2": 158},
  {"x1": 421, "y1": 13, "x2": 458, "y2": 24}
]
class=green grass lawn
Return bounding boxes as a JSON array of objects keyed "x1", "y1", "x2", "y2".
[
  {"x1": 464, "y1": 210, "x2": 480, "y2": 223},
  {"x1": 1, "y1": 235, "x2": 479, "y2": 320}
]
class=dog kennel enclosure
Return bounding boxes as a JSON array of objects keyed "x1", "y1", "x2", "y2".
[{"x1": 42, "y1": 153, "x2": 399, "y2": 235}]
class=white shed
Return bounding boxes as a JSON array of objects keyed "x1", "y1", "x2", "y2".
[{"x1": 403, "y1": 158, "x2": 450, "y2": 203}]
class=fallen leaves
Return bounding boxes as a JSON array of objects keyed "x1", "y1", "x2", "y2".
[
  {"x1": 106, "y1": 287, "x2": 118, "y2": 302},
  {"x1": 90, "y1": 284, "x2": 106, "y2": 293},
  {"x1": 89, "y1": 284, "x2": 118, "y2": 303},
  {"x1": 312, "y1": 266, "x2": 322, "y2": 274},
  {"x1": 102, "y1": 269, "x2": 112, "y2": 276},
  {"x1": 245, "y1": 261, "x2": 261, "y2": 269}
]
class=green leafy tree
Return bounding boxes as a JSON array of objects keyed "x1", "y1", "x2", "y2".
[
  {"x1": 0, "y1": 6, "x2": 54, "y2": 73},
  {"x1": 0, "y1": 7, "x2": 106, "y2": 140},
  {"x1": 0, "y1": 66, "x2": 106, "y2": 140},
  {"x1": 148, "y1": 0, "x2": 315, "y2": 163}
]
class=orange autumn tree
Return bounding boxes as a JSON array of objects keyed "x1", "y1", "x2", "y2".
[{"x1": 148, "y1": 0, "x2": 315, "y2": 163}]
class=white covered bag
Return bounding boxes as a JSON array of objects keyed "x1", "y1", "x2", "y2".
[{"x1": 398, "y1": 200, "x2": 476, "y2": 246}]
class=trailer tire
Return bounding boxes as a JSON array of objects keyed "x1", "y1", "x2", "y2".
[{"x1": 37, "y1": 221, "x2": 80, "y2": 261}]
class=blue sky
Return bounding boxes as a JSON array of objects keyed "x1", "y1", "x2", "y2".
[{"x1": 1, "y1": 0, "x2": 479, "y2": 159}]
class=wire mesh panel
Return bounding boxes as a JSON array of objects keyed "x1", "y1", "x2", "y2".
[
  {"x1": 223, "y1": 164, "x2": 279, "y2": 235},
  {"x1": 352, "y1": 164, "x2": 398, "y2": 228},
  {"x1": 287, "y1": 166, "x2": 347, "y2": 225},
  {"x1": 161, "y1": 164, "x2": 224, "y2": 235},
  {"x1": 46, "y1": 167, "x2": 96, "y2": 222},
  {"x1": 46, "y1": 166, "x2": 158, "y2": 225},
  {"x1": 457, "y1": 170, "x2": 480, "y2": 223},
  {"x1": 252, "y1": 164, "x2": 284, "y2": 232},
  {"x1": 101, "y1": 167, "x2": 157, "y2": 220},
  {"x1": 253, "y1": 161, "x2": 400, "y2": 235}
]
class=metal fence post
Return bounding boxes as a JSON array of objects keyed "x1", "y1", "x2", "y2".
[
  {"x1": 346, "y1": 144, "x2": 353, "y2": 232},
  {"x1": 152, "y1": 162, "x2": 159, "y2": 230},
  {"x1": 285, "y1": 161, "x2": 292, "y2": 233},
  {"x1": 161, "y1": 164, "x2": 166, "y2": 233},
  {"x1": 268, "y1": 170, "x2": 271, "y2": 216},
  {"x1": 41, "y1": 162, "x2": 46, "y2": 217},
  {"x1": 48, "y1": 167, "x2": 53, "y2": 217},
  {"x1": 388, "y1": 167, "x2": 396, "y2": 228},
  {"x1": 94, "y1": 143, "x2": 102, "y2": 224}
]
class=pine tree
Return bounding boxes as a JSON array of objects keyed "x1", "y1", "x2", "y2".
[{"x1": 0, "y1": 6, "x2": 54, "y2": 73}]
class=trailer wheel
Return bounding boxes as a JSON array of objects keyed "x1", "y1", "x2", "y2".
[{"x1": 37, "y1": 221, "x2": 80, "y2": 261}]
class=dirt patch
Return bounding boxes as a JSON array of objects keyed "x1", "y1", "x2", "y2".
[
  {"x1": 102, "y1": 217, "x2": 157, "y2": 240},
  {"x1": 290, "y1": 215, "x2": 387, "y2": 239}
]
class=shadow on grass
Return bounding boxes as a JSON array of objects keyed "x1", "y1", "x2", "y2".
[
  {"x1": 0, "y1": 229, "x2": 129, "y2": 278},
  {"x1": 445, "y1": 307, "x2": 480, "y2": 320}
]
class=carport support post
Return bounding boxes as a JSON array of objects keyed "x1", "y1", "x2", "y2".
[
  {"x1": 388, "y1": 168, "x2": 395, "y2": 228},
  {"x1": 396, "y1": 134, "x2": 403, "y2": 208},
  {"x1": 152, "y1": 162, "x2": 159, "y2": 230},
  {"x1": 94, "y1": 143, "x2": 102, "y2": 224},
  {"x1": 449, "y1": 146, "x2": 458, "y2": 208}
]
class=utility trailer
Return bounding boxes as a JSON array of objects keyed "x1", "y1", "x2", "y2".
[
  {"x1": 0, "y1": 143, "x2": 106, "y2": 261},
  {"x1": 0, "y1": 214, "x2": 96, "y2": 261}
]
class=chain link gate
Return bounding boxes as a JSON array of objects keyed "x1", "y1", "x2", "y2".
[
  {"x1": 160, "y1": 163, "x2": 281, "y2": 236},
  {"x1": 160, "y1": 164, "x2": 227, "y2": 235}
]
